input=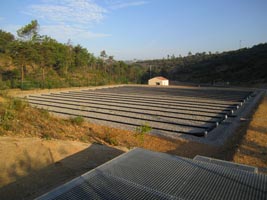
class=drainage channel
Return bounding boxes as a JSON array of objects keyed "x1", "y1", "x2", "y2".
[
  {"x1": 93, "y1": 87, "x2": 252, "y2": 101},
  {"x1": 52, "y1": 92, "x2": 235, "y2": 112},
  {"x1": 61, "y1": 92, "x2": 240, "y2": 110},
  {"x1": 66, "y1": 90, "x2": 241, "y2": 108},
  {"x1": 30, "y1": 103, "x2": 213, "y2": 136},
  {"x1": 29, "y1": 102, "x2": 208, "y2": 137},
  {"x1": 91, "y1": 89, "x2": 248, "y2": 104},
  {"x1": 30, "y1": 95, "x2": 228, "y2": 120},
  {"x1": 29, "y1": 100, "x2": 216, "y2": 130},
  {"x1": 28, "y1": 97, "x2": 221, "y2": 126},
  {"x1": 46, "y1": 94, "x2": 234, "y2": 115}
]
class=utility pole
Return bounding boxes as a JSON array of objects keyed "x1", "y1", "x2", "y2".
[
  {"x1": 149, "y1": 65, "x2": 152, "y2": 78},
  {"x1": 239, "y1": 40, "x2": 242, "y2": 49}
]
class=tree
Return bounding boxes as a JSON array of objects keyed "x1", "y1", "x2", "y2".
[
  {"x1": 107, "y1": 55, "x2": 115, "y2": 82},
  {"x1": 100, "y1": 50, "x2": 107, "y2": 60},
  {"x1": 17, "y1": 20, "x2": 39, "y2": 41},
  {"x1": 73, "y1": 45, "x2": 90, "y2": 69},
  {"x1": 167, "y1": 54, "x2": 170, "y2": 60},
  {"x1": 100, "y1": 50, "x2": 108, "y2": 72},
  {"x1": 188, "y1": 51, "x2": 192, "y2": 57},
  {"x1": 9, "y1": 41, "x2": 37, "y2": 88},
  {"x1": 0, "y1": 30, "x2": 15, "y2": 53},
  {"x1": 34, "y1": 36, "x2": 56, "y2": 87},
  {"x1": 89, "y1": 55, "x2": 97, "y2": 70}
]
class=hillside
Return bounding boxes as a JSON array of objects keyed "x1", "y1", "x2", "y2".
[
  {"x1": 0, "y1": 20, "x2": 145, "y2": 90},
  {"x1": 1, "y1": 20, "x2": 266, "y2": 89},
  {"x1": 137, "y1": 43, "x2": 267, "y2": 85}
]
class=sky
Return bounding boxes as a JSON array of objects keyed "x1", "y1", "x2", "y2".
[{"x1": 0, "y1": 0, "x2": 267, "y2": 60}]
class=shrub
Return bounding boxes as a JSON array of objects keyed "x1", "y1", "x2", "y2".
[
  {"x1": 39, "y1": 108, "x2": 50, "y2": 118},
  {"x1": 41, "y1": 133, "x2": 52, "y2": 140},
  {"x1": 0, "y1": 109, "x2": 15, "y2": 130},
  {"x1": 104, "y1": 132, "x2": 119, "y2": 146},
  {"x1": 8, "y1": 98, "x2": 28, "y2": 111},
  {"x1": 135, "y1": 122, "x2": 152, "y2": 134},
  {"x1": 0, "y1": 98, "x2": 27, "y2": 131},
  {"x1": 70, "y1": 116, "x2": 85, "y2": 126},
  {"x1": 0, "y1": 80, "x2": 9, "y2": 90},
  {"x1": 135, "y1": 122, "x2": 152, "y2": 143},
  {"x1": 0, "y1": 89, "x2": 8, "y2": 97}
]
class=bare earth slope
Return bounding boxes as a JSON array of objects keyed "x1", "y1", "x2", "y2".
[
  {"x1": 0, "y1": 137, "x2": 125, "y2": 200},
  {"x1": 233, "y1": 95, "x2": 267, "y2": 172}
]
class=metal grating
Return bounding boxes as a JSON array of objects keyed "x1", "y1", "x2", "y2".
[
  {"x1": 193, "y1": 155, "x2": 258, "y2": 173},
  {"x1": 37, "y1": 148, "x2": 267, "y2": 200}
]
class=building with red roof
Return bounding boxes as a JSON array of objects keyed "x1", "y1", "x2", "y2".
[{"x1": 148, "y1": 76, "x2": 169, "y2": 86}]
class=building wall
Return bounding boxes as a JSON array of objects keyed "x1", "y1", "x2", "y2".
[
  {"x1": 162, "y1": 80, "x2": 169, "y2": 86},
  {"x1": 148, "y1": 78, "x2": 169, "y2": 86}
]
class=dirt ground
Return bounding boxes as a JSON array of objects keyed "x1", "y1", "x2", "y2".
[
  {"x1": 232, "y1": 95, "x2": 267, "y2": 172},
  {"x1": 0, "y1": 137, "x2": 126, "y2": 200}
]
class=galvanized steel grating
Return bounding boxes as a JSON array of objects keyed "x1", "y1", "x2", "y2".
[
  {"x1": 37, "y1": 148, "x2": 267, "y2": 200},
  {"x1": 193, "y1": 155, "x2": 258, "y2": 173}
]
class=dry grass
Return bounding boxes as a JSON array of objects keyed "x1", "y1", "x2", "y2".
[
  {"x1": 233, "y1": 95, "x2": 267, "y2": 170},
  {"x1": 0, "y1": 94, "x2": 218, "y2": 158}
]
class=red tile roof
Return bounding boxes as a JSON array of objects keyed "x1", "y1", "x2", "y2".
[{"x1": 152, "y1": 76, "x2": 168, "y2": 80}]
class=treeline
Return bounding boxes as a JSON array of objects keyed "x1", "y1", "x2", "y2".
[
  {"x1": 138, "y1": 43, "x2": 267, "y2": 85},
  {"x1": 1, "y1": 20, "x2": 266, "y2": 89},
  {"x1": 0, "y1": 20, "x2": 144, "y2": 89}
]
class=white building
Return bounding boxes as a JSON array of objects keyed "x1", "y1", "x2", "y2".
[{"x1": 148, "y1": 76, "x2": 169, "y2": 86}]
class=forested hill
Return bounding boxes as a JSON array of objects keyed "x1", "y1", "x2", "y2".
[
  {"x1": 138, "y1": 43, "x2": 267, "y2": 85},
  {"x1": 1, "y1": 20, "x2": 266, "y2": 89},
  {"x1": 0, "y1": 20, "x2": 145, "y2": 90}
]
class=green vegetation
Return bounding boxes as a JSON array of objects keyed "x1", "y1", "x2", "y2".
[
  {"x1": 138, "y1": 43, "x2": 267, "y2": 85},
  {"x1": 0, "y1": 20, "x2": 266, "y2": 88},
  {"x1": 0, "y1": 94, "x2": 96, "y2": 140},
  {"x1": 70, "y1": 116, "x2": 85, "y2": 126},
  {"x1": 0, "y1": 20, "x2": 145, "y2": 90},
  {"x1": 135, "y1": 123, "x2": 152, "y2": 143},
  {"x1": 0, "y1": 98, "x2": 28, "y2": 133},
  {"x1": 103, "y1": 132, "x2": 119, "y2": 146}
]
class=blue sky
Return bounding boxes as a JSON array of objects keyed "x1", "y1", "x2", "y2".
[{"x1": 0, "y1": 0, "x2": 267, "y2": 60}]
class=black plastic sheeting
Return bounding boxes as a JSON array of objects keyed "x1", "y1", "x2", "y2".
[{"x1": 37, "y1": 148, "x2": 267, "y2": 200}]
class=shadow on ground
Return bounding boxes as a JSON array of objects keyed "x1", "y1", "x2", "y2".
[{"x1": 0, "y1": 143, "x2": 124, "y2": 200}]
